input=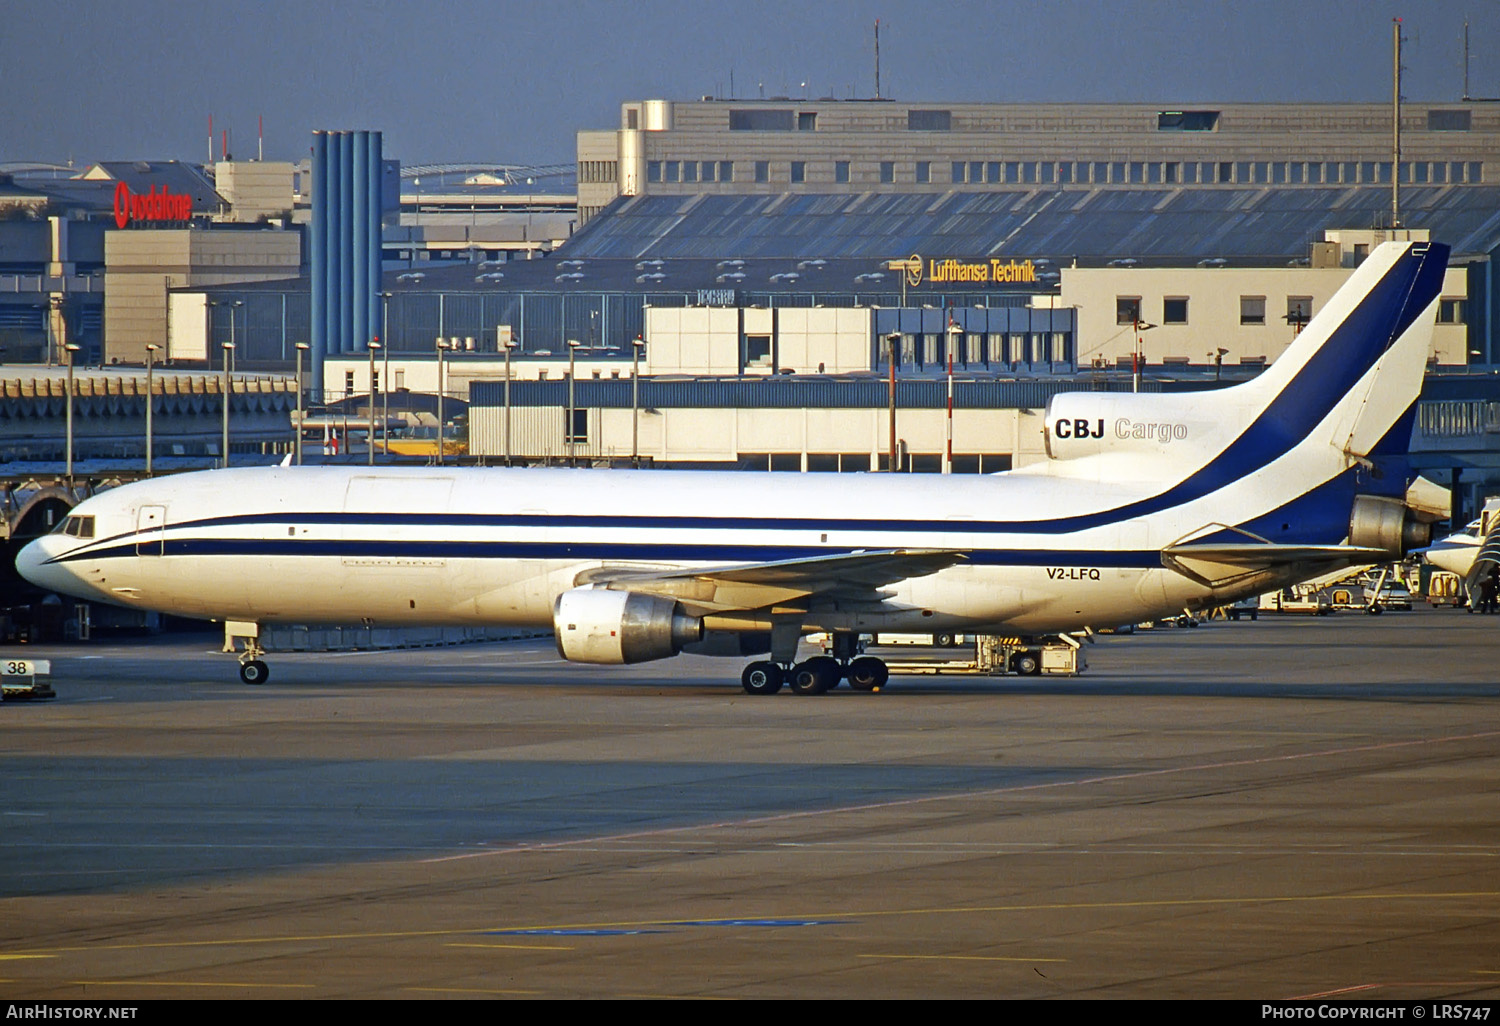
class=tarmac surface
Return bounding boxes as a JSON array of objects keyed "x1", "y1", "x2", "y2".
[{"x1": 2, "y1": 606, "x2": 1499, "y2": 1000}]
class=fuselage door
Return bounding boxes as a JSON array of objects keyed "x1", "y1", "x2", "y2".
[{"x1": 136, "y1": 505, "x2": 167, "y2": 556}]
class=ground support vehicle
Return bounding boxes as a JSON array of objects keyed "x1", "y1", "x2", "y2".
[
  {"x1": 1, "y1": 658, "x2": 55, "y2": 701},
  {"x1": 866, "y1": 634, "x2": 1086, "y2": 677}
]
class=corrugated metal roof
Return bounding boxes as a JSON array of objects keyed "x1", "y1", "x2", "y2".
[{"x1": 563, "y1": 185, "x2": 1500, "y2": 263}]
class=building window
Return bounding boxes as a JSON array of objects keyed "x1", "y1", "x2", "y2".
[
  {"x1": 1163, "y1": 298, "x2": 1188, "y2": 324},
  {"x1": 1429, "y1": 109, "x2": 1472, "y2": 131},
  {"x1": 626, "y1": 108, "x2": 638, "y2": 129},
  {"x1": 915, "y1": 161, "x2": 930, "y2": 184},
  {"x1": 797, "y1": 111, "x2": 817, "y2": 131},
  {"x1": 1287, "y1": 296, "x2": 1314, "y2": 331},
  {"x1": 646, "y1": 161, "x2": 662, "y2": 183},
  {"x1": 682, "y1": 162, "x2": 697, "y2": 183},
  {"x1": 985, "y1": 161, "x2": 1000, "y2": 184},
  {"x1": 664, "y1": 161, "x2": 679, "y2": 183},
  {"x1": 345, "y1": 370, "x2": 355, "y2": 397},
  {"x1": 879, "y1": 161, "x2": 894, "y2": 184},
  {"x1": 790, "y1": 161, "x2": 805, "y2": 183},
  {"x1": 1240, "y1": 296, "x2": 1266, "y2": 325},
  {"x1": 565, "y1": 408, "x2": 587, "y2": 443},
  {"x1": 907, "y1": 109, "x2": 951, "y2": 131},
  {"x1": 719, "y1": 160, "x2": 734, "y2": 182},
  {"x1": 1157, "y1": 110, "x2": 1220, "y2": 131},
  {"x1": 730, "y1": 109, "x2": 793, "y2": 131},
  {"x1": 1439, "y1": 299, "x2": 1468, "y2": 324},
  {"x1": 1116, "y1": 297, "x2": 1141, "y2": 326},
  {"x1": 754, "y1": 161, "x2": 769, "y2": 183},
  {"x1": 952, "y1": 161, "x2": 966, "y2": 184},
  {"x1": 744, "y1": 334, "x2": 772, "y2": 367},
  {"x1": 835, "y1": 161, "x2": 850, "y2": 183}
]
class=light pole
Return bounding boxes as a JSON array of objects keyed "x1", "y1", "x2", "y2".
[
  {"x1": 503, "y1": 338, "x2": 518, "y2": 464},
  {"x1": 221, "y1": 341, "x2": 235, "y2": 468},
  {"x1": 1132, "y1": 318, "x2": 1156, "y2": 394},
  {"x1": 631, "y1": 334, "x2": 645, "y2": 467},
  {"x1": 381, "y1": 291, "x2": 392, "y2": 454},
  {"x1": 64, "y1": 343, "x2": 80, "y2": 484},
  {"x1": 144, "y1": 344, "x2": 159, "y2": 476},
  {"x1": 367, "y1": 340, "x2": 381, "y2": 466},
  {"x1": 435, "y1": 338, "x2": 448, "y2": 466},
  {"x1": 945, "y1": 320, "x2": 962, "y2": 475},
  {"x1": 567, "y1": 339, "x2": 581, "y2": 465},
  {"x1": 294, "y1": 342, "x2": 309, "y2": 466},
  {"x1": 885, "y1": 331, "x2": 900, "y2": 471}
]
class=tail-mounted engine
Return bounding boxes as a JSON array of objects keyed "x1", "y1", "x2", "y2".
[
  {"x1": 553, "y1": 587, "x2": 702, "y2": 664},
  {"x1": 1348, "y1": 494, "x2": 1432, "y2": 556}
]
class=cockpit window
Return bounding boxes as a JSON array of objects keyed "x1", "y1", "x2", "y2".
[{"x1": 56, "y1": 515, "x2": 96, "y2": 539}]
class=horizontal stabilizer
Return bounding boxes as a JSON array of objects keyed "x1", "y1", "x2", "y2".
[{"x1": 1162, "y1": 540, "x2": 1391, "y2": 589}]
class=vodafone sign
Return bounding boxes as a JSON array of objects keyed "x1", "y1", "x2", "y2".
[{"x1": 113, "y1": 182, "x2": 194, "y2": 228}]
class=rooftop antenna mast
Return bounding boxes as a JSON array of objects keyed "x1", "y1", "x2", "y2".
[
  {"x1": 1464, "y1": 18, "x2": 1470, "y2": 101},
  {"x1": 1392, "y1": 17, "x2": 1402, "y2": 228},
  {"x1": 874, "y1": 18, "x2": 881, "y2": 99}
]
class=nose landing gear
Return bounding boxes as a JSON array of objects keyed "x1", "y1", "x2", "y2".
[{"x1": 224, "y1": 620, "x2": 270, "y2": 685}]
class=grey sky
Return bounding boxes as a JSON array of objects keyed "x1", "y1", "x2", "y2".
[{"x1": 3, "y1": 0, "x2": 1495, "y2": 168}]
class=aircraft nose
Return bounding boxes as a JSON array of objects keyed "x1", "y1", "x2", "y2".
[{"x1": 15, "y1": 536, "x2": 71, "y2": 595}]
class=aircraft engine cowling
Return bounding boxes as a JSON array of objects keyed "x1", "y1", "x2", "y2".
[
  {"x1": 1348, "y1": 494, "x2": 1432, "y2": 556},
  {"x1": 553, "y1": 587, "x2": 703, "y2": 664}
]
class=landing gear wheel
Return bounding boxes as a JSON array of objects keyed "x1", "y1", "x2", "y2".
[
  {"x1": 239, "y1": 660, "x2": 270, "y2": 685},
  {"x1": 934, "y1": 632, "x2": 956, "y2": 648},
  {"x1": 790, "y1": 657, "x2": 840, "y2": 695},
  {"x1": 741, "y1": 661, "x2": 784, "y2": 695},
  {"x1": 1009, "y1": 651, "x2": 1041, "y2": 676},
  {"x1": 1367, "y1": 602, "x2": 1383, "y2": 615},
  {"x1": 846, "y1": 656, "x2": 889, "y2": 692}
]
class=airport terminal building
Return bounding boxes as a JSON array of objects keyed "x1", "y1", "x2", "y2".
[{"x1": 4, "y1": 98, "x2": 1500, "y2": 510}]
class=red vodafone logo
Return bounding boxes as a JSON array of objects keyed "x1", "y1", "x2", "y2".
[{"x1": 113, "y1": 182, "x2": 194, "y2": 228}]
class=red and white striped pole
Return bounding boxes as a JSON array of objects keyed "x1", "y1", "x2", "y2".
[{"x1": 945, "y1": 339, "x2": 954, "y2": 474}]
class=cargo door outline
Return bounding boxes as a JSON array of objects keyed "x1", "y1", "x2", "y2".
[{"x1": 136, "y1": 505, "x2": 167, "y2": 556}]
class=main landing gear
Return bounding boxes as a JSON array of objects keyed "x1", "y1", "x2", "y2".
[
  {"x1": 740, "y1": 630, "x2": 888, "y2": 696},
  {"x1": 739, "y1": 656, "x2": 889, "y2": 695}
]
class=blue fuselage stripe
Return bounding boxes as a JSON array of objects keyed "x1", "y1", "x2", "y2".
[{"x1": 65, "y1": 537, "x2": 1163, "y2": 568}]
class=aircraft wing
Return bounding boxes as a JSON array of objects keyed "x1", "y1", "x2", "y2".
[
  {"x1": 577, "y1": 548, "x2": 967, "y2": 615},
  {"x1": 1162, "y1": 541, "x2": 1392, "y2": 589}
]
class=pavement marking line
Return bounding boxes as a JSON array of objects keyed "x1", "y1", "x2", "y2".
[
  {"x1": 407, "y1": 986, "x2": 542, "y2": 996},
  {"x1": 860, "y1": 954, "x2": 1069, "y2": 963},
  {"x1": 0, "y1": 955, "x2": 55, "y2": 961},
  {"x1": 12, "y1": 890, "x2": 1500, "y2": 963},
  {"x1": 445, "y1": 942, "x2": 576, "y2": 951},
  {"x1": 67, "y1": 980, "x2": 315, "y2": 989},
  {"x1": 423, "y1": 727, "x2": 1500, "y2": 865}
]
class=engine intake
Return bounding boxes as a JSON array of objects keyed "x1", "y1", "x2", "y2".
[
  {"x1": 1348, "y1": 494, "x2": 1432, "y2": 556},
  {"x1": 553, "y1": 587, "x2": 702, "y2": 665}
]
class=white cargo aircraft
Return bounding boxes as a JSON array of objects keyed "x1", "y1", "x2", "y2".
[
  {"x1": 19, "y1": 241, "x2": 1448, "y2": 694},
  {"x1": 1423, "y1": 497, "x2": 1500, "y2": 589}
]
